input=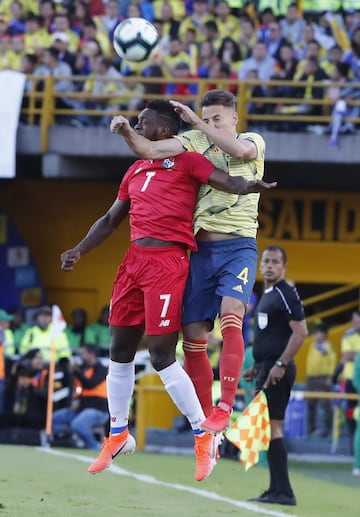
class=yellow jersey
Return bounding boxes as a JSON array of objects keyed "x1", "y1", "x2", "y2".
[
  {"x1": 341, "y1": 329, "x2": 360, "y2": 380},
  {"x1": 305, "y1": 341, "x2": 337, "y2": 377},
  {"x1": 174, "y1": 130, "x2": 265, "y2": 237}
]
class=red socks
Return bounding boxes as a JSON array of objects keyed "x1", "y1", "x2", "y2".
[
  {"x1": 182, "y1": 338, "x2": 214, "y2": 417},
  {"x1": 219, "y1": 313, "x2": 244, "y2": 410}
]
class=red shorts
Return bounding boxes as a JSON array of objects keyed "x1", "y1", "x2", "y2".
[{"x1": 109, "y1": 244, "x2": 189, "y2": 335}]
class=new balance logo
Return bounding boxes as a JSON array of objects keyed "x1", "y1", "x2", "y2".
[
  {"x1": 159, "y1": 319, "x2": 170, "y2": 327},
  {"x1": 232, "y1": 285, "x2": 243, "y2": 293}
]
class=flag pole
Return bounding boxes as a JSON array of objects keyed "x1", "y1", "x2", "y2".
[{"x1": 44, "y1": 304, "x2": 67, "y2": 446}]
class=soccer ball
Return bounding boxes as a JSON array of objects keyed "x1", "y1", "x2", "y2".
[{"x1": 113, "y1": 17, "x2": 159, "y2": 62}]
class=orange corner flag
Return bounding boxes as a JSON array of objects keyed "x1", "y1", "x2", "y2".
[{"x1": 225, "y1": 391, "x2": 271, "y2": 471}]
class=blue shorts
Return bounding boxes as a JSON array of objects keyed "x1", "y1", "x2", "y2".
[{"x1": 182, "y1": 237, "x2": 258, "y2": 326}]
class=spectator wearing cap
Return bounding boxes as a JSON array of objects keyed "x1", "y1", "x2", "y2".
[
  {"x1": 0, "y1": 309, "x2": 15, "y2": 414},
  {"x1": 20, "y1": 306, "x2": 71, "y2": 362},
  {"x1": 52, "y1": 31, "x2": 77, "y2": 73},
  {"x1": 53, "y1": 12, "x2": 80, "y2": 53},
  {"x1": 24, "y1": 13, "x2": 51, "y2": 55}
]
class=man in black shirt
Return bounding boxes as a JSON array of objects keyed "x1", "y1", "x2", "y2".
[{"x1": 243, "y1": 245, "x2": 308, "y2": 506}]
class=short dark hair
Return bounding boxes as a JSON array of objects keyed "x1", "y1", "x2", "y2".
[
  {"x1": 200, "y1": 89, "x2": 237, "y2": 110},
  {"x1": 146, "y1": 99, "x2": 181, "y2": 135},
  {"x1": 263, "y1": 245, "x2": 287, "y2": 264}
]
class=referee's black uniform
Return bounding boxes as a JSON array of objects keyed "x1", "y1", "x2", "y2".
[
  {"x1": 253, "y1": 279, "x2": 305, "y2": 419},
  {"x1": 251, "y1": 278, "x2": 306, "y2": 506}
]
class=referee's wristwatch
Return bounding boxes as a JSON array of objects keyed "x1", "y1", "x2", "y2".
[{"x1": 275, "y1": 359, "x2": 287, "y2": 369}]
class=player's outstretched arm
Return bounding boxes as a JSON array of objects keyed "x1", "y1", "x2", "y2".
[
  {"x1": 170, "y1": 100, "x2": 258, "y2": 160},
  {"x1": 60, "y1": 199, "x2": 130, "y2": 271},
  {"x1": 209, "y1": 169, "x2": 277, "y2": 195},
  {"x1": 110, "y1": 115, "x2": 184, "y2": 159}
]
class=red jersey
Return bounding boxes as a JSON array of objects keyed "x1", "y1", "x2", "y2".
[{"x1": 118, "y1": 151, "x2": 214, "y2": 251}]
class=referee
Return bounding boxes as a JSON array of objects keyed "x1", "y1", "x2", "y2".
[{"x1": 243, "y1": 245, "x2": 308, "y2": 506}]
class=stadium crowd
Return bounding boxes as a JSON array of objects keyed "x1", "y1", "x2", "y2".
[{"x1": 1, "y1": 0, "x2": 360, "y2": 131}]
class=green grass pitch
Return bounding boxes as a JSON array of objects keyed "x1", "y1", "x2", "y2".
[{"x1": 0, "y1": 445, "x2": 359, "y2": 516}]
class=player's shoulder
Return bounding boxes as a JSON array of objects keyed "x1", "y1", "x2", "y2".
[
  {"x1": 275, "y1": 279, "x2": 299, "y2": 298},
  {"x1": 175, "y1": 129, "x2": 210, "y2": 146},
  {"x1": 239, "y1": 131, "x2": 265, "y2": 147}
]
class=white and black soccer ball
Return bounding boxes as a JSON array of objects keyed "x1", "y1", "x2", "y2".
[{"x1": 113, "y1": 17, "x2": 159, "y2": 62}]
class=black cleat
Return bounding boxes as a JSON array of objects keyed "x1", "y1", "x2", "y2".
[{"x1": 248, "y1": 491, "x2": 297, "y2": 506}]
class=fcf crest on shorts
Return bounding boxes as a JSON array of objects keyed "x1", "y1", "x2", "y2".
[
  {"x1": 257, "y1": 312, "x2": 268, "y2": 329},
  {"x1": 163, "y1": 158, "x2": 175, "y2": 169}
]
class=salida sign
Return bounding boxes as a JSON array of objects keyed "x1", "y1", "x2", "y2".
[{"x1": 259, "y1": 192, "x2": 360, "y2": 242}]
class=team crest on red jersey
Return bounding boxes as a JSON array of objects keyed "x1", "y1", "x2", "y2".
[{"x1": 162, "y1": 158, "x2": 175, "y2": 169}]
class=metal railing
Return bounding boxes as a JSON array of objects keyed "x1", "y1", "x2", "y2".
[
  {"x1": 21, "y1": 75, "x2": 360, "y2": 152},
  {"x1": 302, "y1": 283, "x2": 360, "y2": 326}
]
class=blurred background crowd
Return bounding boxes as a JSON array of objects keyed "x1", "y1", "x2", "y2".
[{"x1": 1, "y1": 0, "x2": 360, "y2": 131}]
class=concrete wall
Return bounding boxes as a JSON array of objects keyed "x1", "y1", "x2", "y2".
[{"x1": 16, "y1": 126, "x2": 360, "y2": 180}]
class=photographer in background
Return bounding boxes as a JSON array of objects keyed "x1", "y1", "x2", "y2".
[
  {"x1": 6, "y1": 348, "x2": 48, "y2": 430},
  {"x1": 52, "y1": 344, "x2": 109, "y2": 450}
]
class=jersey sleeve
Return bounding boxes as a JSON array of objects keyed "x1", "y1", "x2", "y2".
[
  {"x1": 287, "y1": 285, "x2": 306, "y2": 321},
  {"x1": 184, "y1": 152, "x2": 215, "y2": 183},
  {"x1": 117, "y1": 165, "x2": 135, "y2": 201},
  {"x1": 240, "y1": 132, "x2": 266, "y2": 161},
  {"x1": 174, "y1": 130, "x2": 205, "y2": 152}
]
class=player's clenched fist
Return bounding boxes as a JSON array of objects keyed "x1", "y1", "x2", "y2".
[
  {"x1": 110, "y1": 115, "x2": 131, "y2": 134},
  {"x1": 61, "y1": 249, "x2": 81, "y2": 271}
]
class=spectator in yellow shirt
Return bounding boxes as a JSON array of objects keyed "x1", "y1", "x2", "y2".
[
  {"x1": 53, "y1": 12, "x2": 80, "y2": 54},
  {"x1": 153, "y1": 0, "x2": 185, "y2": 21},
  {"x1": 8, "y1": 34, "x2": 25, "y2": 70},
  {"x1": 24, "y1": 13, "x2": 51, "y2": 56},
  {"x1": 178, "y1": 0, "x2": 216, "y2": 44},
  {"x1": 162, "y1": 36, "x2": 192, "y2": 77},
  {"x1": 305, "y1": 323, "x2": 336, "y2": 437},
  {"x1": 20, "y1": 306, "x2": 71, "y2": 363},
  {"x1": 214, "y1": 0, "x2": 241, "y2": 42}
]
